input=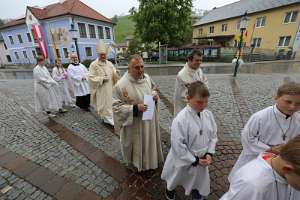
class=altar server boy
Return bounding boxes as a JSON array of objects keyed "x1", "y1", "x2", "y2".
[
  {"x1": 161, "y1": 81, "x2": 218, "y2": 200},
  {"x1": 221, "y1": 135, "x2": 300, "y2": 200}
]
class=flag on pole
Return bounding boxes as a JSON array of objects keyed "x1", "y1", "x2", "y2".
[
  {"x1": 32, "y1": 24, "x2": 48, "y2": 58},
  {"x1": 25, "y1": 8, "x2": 48, "y2": 58}
]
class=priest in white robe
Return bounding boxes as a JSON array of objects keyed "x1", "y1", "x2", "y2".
[
  {"x1": 52, "y1": 58, "x2": 74, "y2": 106},
  {"x1": 67, "y1": 53, "x2": 90, "y2": 111},
  {"x1": 33, "y1": 56, "x2": 63, "y2": 117},
  {"x1": 161, "y1": 81, "x2": 217, "y2": 200},
  {"x1": 112, "y1": 54, "x2": 164, "y2": 172},
  {"x1": 221, "y1": 135, "x2": 300, "y2": 200},
  {"x1": 174, "y1": 50, "x2": 208, "y2": 117},
  {"x1": 229, "y1": 82, "x2": 300, "y2": 181},
  {"x1": 89, "y1": 40, "x2": 118, "y2": 126}
]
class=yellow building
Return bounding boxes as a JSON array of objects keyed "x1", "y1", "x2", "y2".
[{"x1": 193, "y1": 0, "x2": 300, "y2": 57}]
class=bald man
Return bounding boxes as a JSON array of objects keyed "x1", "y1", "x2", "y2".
[{"x1": 112, "y1": 54, "x2": 163, "y2": 172}]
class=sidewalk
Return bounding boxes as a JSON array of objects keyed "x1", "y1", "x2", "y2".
[{"x1": 0, "y1": 73, "x2": 299, "y2": 199}]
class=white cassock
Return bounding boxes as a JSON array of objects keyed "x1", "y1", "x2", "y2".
[
  {"x1": 112, "y1": 72, "x2": 164, "y2": 171},
  {"x1": 174, "y1": 63, "x2": 208, "y2": 116},
  {"x1": 67, "y1": 63, "x2": 90, "y2": 97},
  {"x1": 221, "y1": 153, "x2": 297, "y2": 200},
  {"x1": 33, "y1": 65, "x2": 62, "y2": 112},
  {"x1": 89, "y1": 59, "x2": 118, "y2": 125},
  {"x1": 161, "y1": 105, "x2": 218, "y2": 196},
  {"x1": 229, "y1": 105, "x2": 300, "y2": 181},
  {"x1": 52, "y1": 66, "x2": 74, "y2": 105}
]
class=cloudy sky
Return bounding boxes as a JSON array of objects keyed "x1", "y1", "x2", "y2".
[{"x1": 1, "y1": 0, "x2": 239, "y2": 19}]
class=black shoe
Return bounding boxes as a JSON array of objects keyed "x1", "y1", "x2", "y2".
[
  {"x1": 165, "y1": 188, "x2": 175, "y2": 200},
  {"x1": 191, "y1": 189, "x2": 202, "y2": 200}
]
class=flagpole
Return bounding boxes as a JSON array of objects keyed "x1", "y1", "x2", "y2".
[{"x1": 49, "y1": 28, "x2": 58, "y2": 62}]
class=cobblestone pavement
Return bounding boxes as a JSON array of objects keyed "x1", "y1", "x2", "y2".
[
  {"x1": 0, "y1": 86, "x2": 118, "y2": 198},
  {"x1": 0, "y1": 73, "x2": 299, "y2": 199},
  {"x1": 0, "y1": 166, "x2": 52, "y2": 200}
]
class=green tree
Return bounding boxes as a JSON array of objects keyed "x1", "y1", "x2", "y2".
[
  {"x1": 112, "y1": 15, "x2": 118, "y2": 24},
  {"x1": 130, "y1": 0, "x2": 193, "y2": 47},
  {"x1": 126, "y1": 36, "x2": 142, "y2": 57},
  {"x1": 0, "y1": 19, "x2": 5, "y2": 27}
]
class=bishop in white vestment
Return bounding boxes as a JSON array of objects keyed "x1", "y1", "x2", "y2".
[{"x1": 89, "y1": 40, "x2": 118, "y2": 126}]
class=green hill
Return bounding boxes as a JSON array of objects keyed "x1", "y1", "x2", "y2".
[{"x1": 114, "y1": 15, "x2": 135, "y2": 43}]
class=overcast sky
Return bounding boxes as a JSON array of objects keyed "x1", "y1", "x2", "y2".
[{"x1": 0, "y1": 0, "x2": 239, "y2": 19}]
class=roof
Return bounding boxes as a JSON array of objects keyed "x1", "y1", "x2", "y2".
[
  {"x1": 0, "y1": 0, "x2": 112, "y2": 29},
  {"x1": 0, "y1": 18, "x2": 26, "y2": 29},
  {"x1": 194, "y1": 0, "x2": 300, "y2": 26}
]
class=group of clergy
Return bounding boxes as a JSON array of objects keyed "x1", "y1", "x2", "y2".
[
  {"x1": 162, "y1": 49, "x2": 300, "y2": 200},
  {"x1": 34, "y1": 43, "x2": 300, "y2": 200}
]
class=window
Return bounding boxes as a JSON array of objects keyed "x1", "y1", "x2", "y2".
[
  {"x1": 14, "y1": 52, "x2": 19, "y2": 60},
  {"x1": 23, "y1": 51, "x2": 28, "y2": 59},
  {"x1": 31, "y1": 29, "x2": 37, "y2": 43},
  {"x1": 17, "y1": 34, "x2": 23, "y2": 43},
  {"x1": 27, "y1": 33, "x2": 32, "y2": 42},
  {"x1": 88, "y1": 24, "x2": 96, "y2": 38},
  {"x1": 56, "y1": 49, "x2": 61, "y2": 58},
  {"x1": 236, "y1": 21, "x2": 241, "y2": 31},
  {"x1": 6, "y1": 55, "x2": 12, "y2": 62},
  {"x1": 221, "y1": 24, "x2": 227, "y2": 32},
  {"x1": 78, "y1": 23, "x2": 87, "y2": 38},
  {"x1": 284, "y1": 11, "x2": 298, "y2": 23},
  {"x1": 209, "y1": 26, "x2": 214, "y2": 33},
  {"x1": 278, "y1": 36, "x2": 291, "y2": 47},
  {"x1": 3, "y1": 42, "x2": 7, "y2": 50},
  {"x1": 85, "y1": 47, "x2": 92, "y2": 57},
  {"x1": 32, "y1": 50, "x2": 37, "y2": 59},
  {"x1": 198, "y1": 28, "x2": 203, "y2": 35},
  {"x1": 9, "y1": 36, "x2": 14, "y2": 45},
  {"x1": 98, "y1": 26, "x2": 104, "y2": 39},
  {"x1": 105, "y1": 27, "x2": 111, "y2": 39},
  {"x1": 36, "y1": 47, "x2": 42, "y2": 56},
  {"x1": 252, "y1": 38, "x2": 262, "y2": 48},
  {"x1": 63, "y1": 48, "x2": 69, "y2": 58},
  {"x1": 256, "y1": 16, "x2": 266, "y2": 28}
]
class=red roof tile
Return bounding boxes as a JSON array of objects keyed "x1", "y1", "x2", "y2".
[
  {"x1": 29, "y1": 0, "x2": 112, "y2": 23},
  {"x1": 0, "y1": 0, "x2": 112, "y2": 29},
  {"x1": 0, "y1": 18, "x2": 26, "y2": 29}
]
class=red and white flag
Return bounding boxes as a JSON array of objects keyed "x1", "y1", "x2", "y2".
[
  {"x1": 32, "y1": 24, "x2": 48, "y2": 58},
  {"x1": 25, "y1": 8, "x2": 48, "y2": 58}
]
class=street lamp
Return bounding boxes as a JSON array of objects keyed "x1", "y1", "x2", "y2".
[
  {"x1": 233, "y1": 12, "x2": 248, "y2": 77},
  {"x1": 69, "y1": 20, "x2": 80, "y2": 62}
]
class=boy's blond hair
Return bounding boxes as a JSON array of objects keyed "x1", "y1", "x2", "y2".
[{"x1": 277, "y1": 82, "x2": 300, "y2": 97}]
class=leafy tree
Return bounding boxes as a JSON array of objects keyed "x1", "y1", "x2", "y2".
[
  {"x1": 112, "y1": 15, "x2": 118, "y2": 24},
  {"x1": 130, "y1": 0, "x2": 193, "y2": 47},
  {"x1": 0, "y1": 19, "x2": 5, "y2": 27},
  {"x1": 126, "y1": 36, "x2": 142, "y2": 57}
]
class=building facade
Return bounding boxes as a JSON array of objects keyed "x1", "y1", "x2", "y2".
[
  {"x1": 0, "y1": 35, "x2": 10, "y2": 66},
  {"x1": 193, "y1": 0, "x2": 300, "y2": 57},
  {"x1": 0, "y1": 0, "x2": 115, "y2": 65}
]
